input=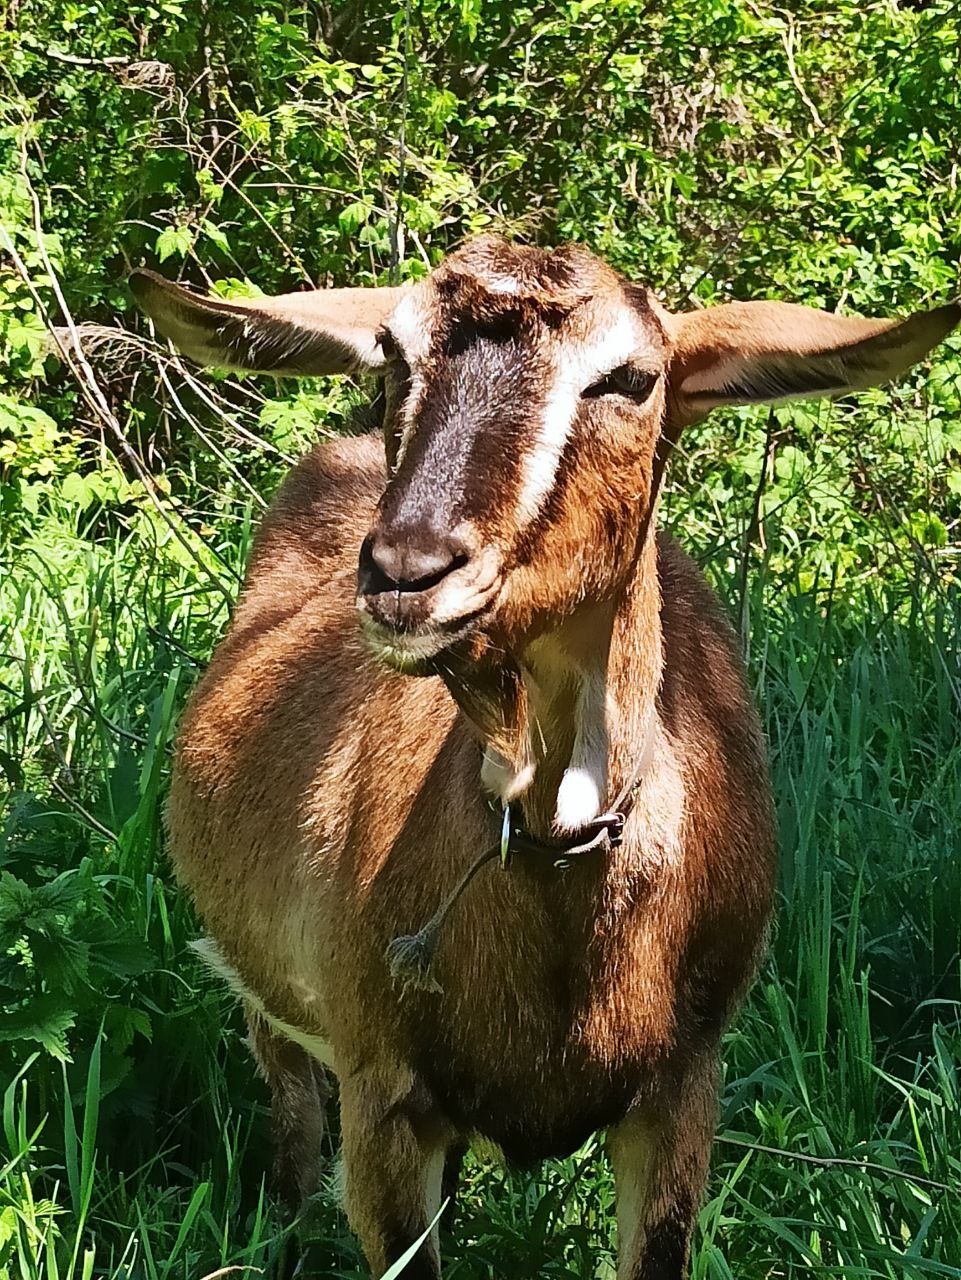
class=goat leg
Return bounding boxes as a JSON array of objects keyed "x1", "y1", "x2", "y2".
[{"x1": 607, "y1": 1053, "x2": 719, "y2": 1279}]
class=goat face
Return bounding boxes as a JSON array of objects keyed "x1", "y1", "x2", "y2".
[{"x1": 357, "y1": 237, "x2": 670, "y2": 672}]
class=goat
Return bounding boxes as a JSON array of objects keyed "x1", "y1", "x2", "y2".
[{"x1": 131, "y1": 237, "x2": 959, "y2": 1279}]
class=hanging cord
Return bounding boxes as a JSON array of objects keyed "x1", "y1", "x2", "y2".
[
  {"x1": 385, "y1": 811, "x2": 625, "y2": 994},
  {"x1": 388, "y1": 0, "x2": 412, "y2": 285},
  {"x1": 386, "y1": 725, "x2": 656, "y2": 994},
  {"x1": 385, "y1": 842, "x2": 501, "y2": 994}
]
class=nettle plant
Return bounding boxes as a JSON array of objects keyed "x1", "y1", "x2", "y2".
[{"x1": 0, "y1": 840, "x2": 153, "y2": 1064}]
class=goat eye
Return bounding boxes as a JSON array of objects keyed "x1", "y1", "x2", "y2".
[{"x1": 584, "y1": 365, "x2": 658, "y2": 402}]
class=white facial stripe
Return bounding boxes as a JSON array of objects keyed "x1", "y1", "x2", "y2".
[
  {"x1": 516, "y1": 383, "x2": 579, "y2": 527},
  {"x1": 517, "y1": 307, "x2": 641, "y2": 527}
]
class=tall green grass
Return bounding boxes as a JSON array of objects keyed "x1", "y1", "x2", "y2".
[{"x1": 2, "y1": 460, "x2": 960, "y2": 1279}]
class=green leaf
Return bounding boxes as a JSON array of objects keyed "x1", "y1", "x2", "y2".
[
  {"x1": 339, "y1": 199, "x2": 370, "y2": 233},
  {"x1": 0, "y1": 995, "x2": 76, "y2": 1060},
  {"x1": 201, "y1": 219, "x2": 230, "y2": 253},
  {"x1": 155, "y1": 225, "x2": 193, "y2": 262},
  {"x1": 90, "y1": 935, "x2": 155, "y2": 978},
  {"x1": 377, "y1": 1201, "x2": 448, "y2": 1280},
  {"x1": 60, "y1": 471, "x2": 95, "y2": 510}
]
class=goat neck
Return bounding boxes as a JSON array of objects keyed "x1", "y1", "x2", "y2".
[{"x1": 442, "y1": 520, "x2": 662, "y2": 843}]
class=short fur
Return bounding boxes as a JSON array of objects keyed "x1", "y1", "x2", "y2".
[
  {"x1": 170, "y1": 437, "x2": 773, "y2": 1275},
  {"x1": 140, "y1": 238, "x2": 959, "y2": 1278}
]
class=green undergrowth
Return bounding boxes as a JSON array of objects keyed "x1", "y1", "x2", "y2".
[{"x1": 2, "y1": 458, "x2": 960, "y2": 1278}]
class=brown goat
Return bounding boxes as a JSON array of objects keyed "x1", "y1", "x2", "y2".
[{"x1": 132, "y1": 237, "x2": 959, "y2": 1279}]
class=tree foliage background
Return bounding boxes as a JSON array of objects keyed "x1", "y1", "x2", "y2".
[{"x1": 1, "y1": 0, "x2": 961, "y2": 1276}]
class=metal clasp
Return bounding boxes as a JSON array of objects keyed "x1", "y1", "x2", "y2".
[
  {"x1": 500, "y1": 804, "x2": 513, "y2": 868},
  {"x1": 608, "y1": 811, "x2": 626, "y2": 848}
]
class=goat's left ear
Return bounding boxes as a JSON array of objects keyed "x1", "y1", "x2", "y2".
[{"x1": 663, "y1": 299, "x2": 960, "y2": 428}]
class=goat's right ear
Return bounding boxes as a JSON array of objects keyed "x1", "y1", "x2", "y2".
[{"x1": 129, "y1": 271, "x2": 406, "y2": 375}]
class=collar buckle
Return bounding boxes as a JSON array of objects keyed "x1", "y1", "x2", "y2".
[
  {"x1": 500, "y1": 806, "x2": 627, "y2": 869},
  {"x1": 607, "y1": 810, "x2": 626, "y2": 848}
]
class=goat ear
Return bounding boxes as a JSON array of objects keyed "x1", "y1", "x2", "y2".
[
  {"x1": 664, "y1": 299, "x2": 960, "y2": 426},
  {"x1": 129, "y1": 271, "x2": 406, "y2": 375}
]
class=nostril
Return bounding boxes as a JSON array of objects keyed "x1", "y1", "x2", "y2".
[{"x1": 359, "y1": 533, "x2": 469, "y2": 596}]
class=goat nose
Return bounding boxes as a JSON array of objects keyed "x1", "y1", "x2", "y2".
[{"x1": 359, "y1": 529, "x2": 469, "y2": 595}]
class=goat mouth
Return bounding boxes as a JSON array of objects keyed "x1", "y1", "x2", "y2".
[{"x1": 357, "y1": 580, "x2": 502, "y2": 674}]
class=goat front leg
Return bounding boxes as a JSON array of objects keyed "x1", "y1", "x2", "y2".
[
  {"x1": 339, "y1": 1069, "x2": 450, "y2": 1279},
  {"x1": 607, "y1": 1055, "x2": 719, "y2": 1280}
]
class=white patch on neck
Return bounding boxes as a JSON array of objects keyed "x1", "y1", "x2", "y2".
[
  {"x1": 516, "y1": 307, "x2": 640, "y2": 527},
  {"x1": 555, "y1": 766, "x2": 603, "y2": 831},
  {"x1": 480, "y1": 747, "x2": 535, "y2": 802},
  {"x1": 555, "y1": 666, "x2": 610, "y2": 832}
]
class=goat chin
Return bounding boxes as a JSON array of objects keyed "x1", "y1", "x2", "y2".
[{"x1": 356, "y1": 613, "x2": 445, "y2": 670}]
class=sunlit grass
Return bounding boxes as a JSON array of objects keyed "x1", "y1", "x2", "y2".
[{"x1": 2, "y1": 471, "x2": 960, "y2": 1279}]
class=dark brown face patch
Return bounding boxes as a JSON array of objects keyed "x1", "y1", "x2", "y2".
[
  {"x1": 380, "y1": 238, "x2": 663, "y2": 507},
  {"x1": 379, "y1": 318, "x2": 547, "y2": 540}
]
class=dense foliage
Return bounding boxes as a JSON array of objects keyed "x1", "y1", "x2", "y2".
[{"x1": 1, "y1": 0, "x2": 960, "y2": 1275}]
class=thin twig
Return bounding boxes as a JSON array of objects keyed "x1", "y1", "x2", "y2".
[
  {"x1": 49, "y1": 776, "x2": 119, "y2": 845},
  {"x1": 168, "y1": 354, "x2": 296, "y2": 463},
  {"x1": 389, "y1": 0, "x2": 412, "y2": 283},
  {"x1": 679, "y1": 3, "x2": 961, "y2": 302},
  {"x1": 526, "y1": 4, "x2": 656, "y2": 155},
  {"x1": 716, "y1": 1135, "x2": 956, "y2": 1194},
  {"x1": 155, "y1": 364, "x2": 268, "y2": 510},
  {"x1": 42, "y1": 48, "x2": 132, "y2": 68},
  {"x1": 461, "y1": 2, "x2": 558, "y2": 90}
]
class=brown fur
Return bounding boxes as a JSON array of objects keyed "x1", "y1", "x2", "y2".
[
  {"x1": 145, "y1": 238, "x2": 959, "y2": 1278},
  {"x1": 247, "y1": 1011, "x2": 330, "y2": 1207},
  {"x1": 169, "y1": 431, "x2": 774, "y2": 1275}
]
